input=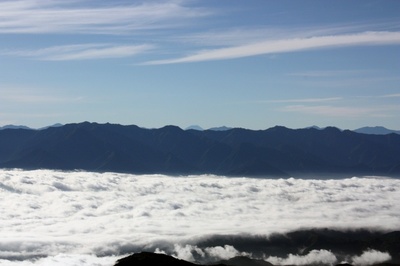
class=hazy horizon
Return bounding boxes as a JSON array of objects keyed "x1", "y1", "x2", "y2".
[{"x1": 1, "y1": 121, "x2": 400, "y2": 132}]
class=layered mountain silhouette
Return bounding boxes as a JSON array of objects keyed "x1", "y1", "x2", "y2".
[{"x1": 0, "y1": 122, "x2": 399, "y2": 177}]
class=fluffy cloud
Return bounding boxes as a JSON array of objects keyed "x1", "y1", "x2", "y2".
[
  {"x1": 0, "y1": 169, "x2": 399, "y2": 265},
  {"x1": 204, "y1": 245, "x2": 245, "y2": 260},
  {"x1": 156, "y1": 244, "x2": 248, "y2": 263},
  {"x1": 351, "y1": 249, "x2": 391, "y2": 265},
  {"x1": 265, "y1": 249, "x2": 391, "y2": 266},
  {"x1": 266, "y1": 249, "x2": 338, "y2": 265}
]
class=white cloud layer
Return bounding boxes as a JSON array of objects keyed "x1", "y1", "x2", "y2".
[
  {"x1": 265, "y1": 249, "x2": 391, "y2": 266},
  {"x1": 0, "y1": 170, "x2": 399, "y2": 265},
  {"x1": 266, "y1": 249, "x2": 338, "y2": 265},
  {"x1": 0, "y1": 254, "x2": 118, "y2": 266}
]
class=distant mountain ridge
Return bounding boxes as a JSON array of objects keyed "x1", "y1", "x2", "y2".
[
  {"x1": 0, "y1": 123, "x2": 63, "y2": 131},
  {"x1": 354, "y1": 126, "x2": 400, "y2": 135},
  {"x1": 0, "y1": 122, "x2": 399, "y2": 177},
  {"x1": 0, "y1": 125, "x2": 32, "y2": 130}
]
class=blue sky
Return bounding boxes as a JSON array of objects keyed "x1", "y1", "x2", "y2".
[{"x1": 0, "y1": 0, "x2": 399, "y2": 130}]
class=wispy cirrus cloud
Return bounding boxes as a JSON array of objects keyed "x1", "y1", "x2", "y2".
[
  {"x1": 280, "y1": 105, "x2": 371, "y2": 117},
  {"x1": 261, "y1": 97, "x2": 342, "y2": 104},
  {"x1": 279, "y1": 104, "x2": 400, "y2": 118},
  {"x1": 2, "y1": 43, "x2": 154, "y2": 61},
  {"x1": 1, "y1": 1, "x2": 400, "y2": 65},
  {"x1": 380, "y1": 93, "x2": 400, "y2": 98},
  {"x1": 0, "y1": 0, "x2": 211, "y2": 34},
  {"x1": 356, "y1": 93, "x2": 400, "y2": 100},
  {"x1": 176, "y1": 21, "x2": 399, "y2": 47},
  {"x1": 274, "y1": 94, "x2": 400, "y2": 119},
  {"x1": 0, "y1": 87, "x2": 83, "y2": 104},
  {"x1": 287, "y1": 70, "x2": 376, "y2": 78},
  {"x1": 145, "y1": 31, "x2": 400, "y2": 65}
]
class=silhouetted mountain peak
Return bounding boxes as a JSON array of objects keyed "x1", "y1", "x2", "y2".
[
  {"x1": 324, "y1": 126, "x2": 342, "y2": 132},
  {"x1": 267, "y1": 125, "x2": 290, "y2": 131},
  {"x1": 186, "y1": 125, "x2": 204, "y2": 131},
  {"x1": 114, "y1": 252, "x2": 199, "y2": 266},
  {"x1": 160, "y1": 125, "x2": 183, "y2": 131}
]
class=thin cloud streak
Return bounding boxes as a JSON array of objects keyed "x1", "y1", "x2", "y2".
[
  {"x1": 279, "y1": 104, "x2": 400, "y2": 118},
  {"x1": 177, "y1": 22, "x2": 399, "y2": 47},
  {"x1": 144, "y1": 31, "x2": 400, "y2": 65},
  {"x1": 280, "y1": 105, "x2": 371, "y2": 117},
  {"x1": 0, "y1": 0, "x2": 211, "y2": 34},
  {"x1": 2, "y1": 44, "x2": 154, "y2": 61},
  {"x1": 380, "y1": 93, "x2": 400, "y2": 98},
  {"x1": 261, "y1": 97, "x2": 342, "y2": 104},
  {"x1": 0, "y1": 87, "x2": 83, "y2": 103},
  {"x1": 287, "y1": 70, "x2": 376, "y2": 78}
]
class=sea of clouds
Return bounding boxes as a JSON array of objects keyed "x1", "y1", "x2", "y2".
[{"x1": 0, "y1": 169, "x2": 399, "y2": 266}]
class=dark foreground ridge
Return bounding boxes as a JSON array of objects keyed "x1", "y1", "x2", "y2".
[
  {"x1": 114, "y1": 252, "x2": 199, "y2": 266},
  {"x1": 114, "y1": 252, "x2": 399, "y2": 266},
  {"x1": 1, "y1": 122, "x2": 400, "y2": 177},
  {"x1": 113, "y1": 229, "x2": 400, "y2": 266},
  {"x1": 114, "y1": 252, "x2": 273, "y2": 266}
]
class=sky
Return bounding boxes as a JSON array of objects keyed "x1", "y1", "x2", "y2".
[
  {"x1": 0, "y1": 0, "x2": 399, "y2": 130},
  {"x1": 0, "y1": 169, "x2": 399, "y2": 265}
]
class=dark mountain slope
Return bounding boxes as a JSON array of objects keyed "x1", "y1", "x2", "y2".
[
  {"x1": 0, "y1": 123, "x2": 195, "y2": 174},
  {"x1": 113, "y1": 230, "x2": 400, "y2": 265},
  {"x1": 114, "y1": 252, "x2": 200, "y2": 266},
  {"x1": 218, "y1": 256, "x2": 273, "y2": 266},
  {"x1": 0, "y1": 122, "x2": 399, "y2": 177},
  {"x1": 192, "y1": 126, "x2": 400, "y2": 177}
]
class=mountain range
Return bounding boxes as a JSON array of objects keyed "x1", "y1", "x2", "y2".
[
  {"x1": 3, "y1": 124, "x2": 399, "y2": 135},
  {"x1": 0, "y1": 122, "x2": 399, "y2": 177},
  {"x1": 185, "y1": 125, "x2": 400, "y2": 135}
]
